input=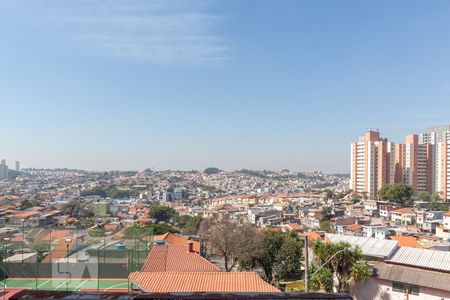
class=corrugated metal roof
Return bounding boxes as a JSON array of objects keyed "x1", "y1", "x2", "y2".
[
  {"x1": 372, "y1": 261, "x2": 450, "y2": 291},
  {"x1": 326, "y1": 234, "x2": 399, "y2": 258},
  {"x1": 386, "y1": 247, "x2": 450, "y2": 272}
]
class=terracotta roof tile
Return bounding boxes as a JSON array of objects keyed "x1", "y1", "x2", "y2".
[
  {"x1": 157, "y1": 233, "x2": 201, "y2": 253},
  {"x1": 12, "y1": 211, "x2": 41, "y2": 218},
  {"x1": 154, "y1": 233, "x2": 170, "y2": 241},
  {"x1": 129, "y1": 272, "x2": 280, "y2": 293},
  {"x1": 42, "y1": 230, "x2": 71, "y2": 241},
  {"x1": 286, "y1": 223, "x2": 303, "y2": 231},
  {"x1": 141, "y1": 245, "x2": 219, "y2": 272},
  {"x1": 135, "y1": 217, "x2": 153, "y2": 223},
  {"x1": 306, "y1": 231, "x2": 321, "y2": 241},
  {"x1": 345, "y1": 224, "x2": 362, "y2": 232},
  {"x1": 392, "y1": 208, "x2": 414, "y2": 214},
  {"x1": 104, "y1": 224, "x2": 119, "y2": 232},
  {"x1": 389, "y1": 236, "x2": 423, "y2": 248}
]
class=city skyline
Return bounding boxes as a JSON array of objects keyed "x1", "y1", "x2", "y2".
[
  {"x1": 2, "y1": 1, "x2": 450, "y2": 172},
  {"x1": 4, "y1": 124, "x2": 450, "y2": 173}
]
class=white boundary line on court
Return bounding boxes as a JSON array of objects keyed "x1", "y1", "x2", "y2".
[
  {"x1": 103, "y1": 282, "x2": 129, "y2": 291},
  {"x1": 54, "y1": 280, "x2": 68, "y2": 290},
  {"x1": 74, "y1": 280, "x2": 88, "y2": 291},
  {"x1": 37, "y1": 279, "x2": 51, "y2": 289}
]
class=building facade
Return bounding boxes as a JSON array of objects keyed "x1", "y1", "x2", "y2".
[
  {"x1": 350, "y1": 131, "x2": 395, "y2": 198},
  {"x1": 0, "y1": 159, "x2": 8, "y2": 179},
  {"x1": 350, "y1": 126, "x2": 450, "y2": 201}
]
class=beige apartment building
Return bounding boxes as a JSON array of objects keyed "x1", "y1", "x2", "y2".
[
  {"x1": 350, "y1": 125, "x2": 450, "y2": 201},
  {"x1": 350, "y1": 131, "x2": 395, "y2": 197}
]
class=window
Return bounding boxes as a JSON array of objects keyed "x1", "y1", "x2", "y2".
[{"x1": 392, "y1": 282, "x2": 419, "y2": 296}]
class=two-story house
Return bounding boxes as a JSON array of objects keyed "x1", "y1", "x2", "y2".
[{"x1": 390, "y1": 208, "x2": 416, "y2": 226}]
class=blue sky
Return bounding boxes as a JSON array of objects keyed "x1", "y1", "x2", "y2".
[{"x1": 1, "y1": 0, "x2": 450, "y2": 172}]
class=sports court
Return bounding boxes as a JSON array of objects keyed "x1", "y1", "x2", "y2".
[{"x1": 0, "y1": 278, "x2": 129, "y2": 292}]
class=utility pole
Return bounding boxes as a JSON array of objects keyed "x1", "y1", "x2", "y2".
[
  {"x1": 3, "y1": 237, "x2": 10, "y2": 300},
  {"x1": 304, "y1": 235, "x2": 309, "y2": 292},
  {"x1": 65, "y1": 238, "x2": 72, "y2": 291}
]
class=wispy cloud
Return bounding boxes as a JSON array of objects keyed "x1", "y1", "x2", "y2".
[{"x1": 31, "y1": 0, "x2": 232, "y2": 65}]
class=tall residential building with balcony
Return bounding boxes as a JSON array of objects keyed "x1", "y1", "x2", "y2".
[
  {"x1": 350, "y1": 131, "x2": 395, "y2": 198},
  {"x1": 419, "y1": 125, "x2": 450, "y2": 200},
  {"x1": 350, "y1": 125, "x2": 450, "y2": 202}
]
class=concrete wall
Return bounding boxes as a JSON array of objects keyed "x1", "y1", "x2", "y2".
[{"x1": 351, "y1": 278, "x2": 450, "y2": 300}]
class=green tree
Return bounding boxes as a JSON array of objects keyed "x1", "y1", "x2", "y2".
[
  {"x1": 417, "y1": 191, "x2": 431, "y2": 202},
  {"x1": 123, "y1": 224, "x2": 178, "y2": 239},
  {"x1": 273, "y1": 234, "x2": 303, "y2": 281},
  {"x1": 324, "y1": 189, "x2": 334, "y2": 200},
  {"x1": 176, "y1": 215, "x2": 203, "y2": 235},
  {"x1": 149, "y1": 205, "x2": 176, "y2": 223},
  {"x1": 108, "y1": 186, "x2": 133, "y2": 199},
  {"x1": 62, "y1": 199, "x2": 81, "y2": 216},
  {"x1": 319, "y1": 206, "x2": 334, "y2": 233},
  {"x1": 319, "y1": 220, "x2": 334, "y2": 233},
  {"x1": 19, "y1": 199, "x2": 34, "y2": 210},
  {"x1": 204, "y1": 167, "x2": 222, "y2": 175},
  {"x1": 33, "y1": 242, "x2": 50, "y2": 262},
  {"x1": 310, "y1": 241, "x2": 372, "y2": 292},
  {"x1": 378, "y1": 183, "x2": 413, "y2": 205},
  {"x1": 80, "y1": 186, "x2": 107, "y2": 197},
  {"x1": 88, "y1": 227, "x2": 105, "y2": 237},
  {"x1": 239, "y1": 230, "x2": 284, "y2": 281},
  {"x1": 431, "y1": 193, "x2": 441, "y2": 202},
  {"x1": 239, "y1": 230, "x2": 303, "y2": 282},
  {"x1": 428, "y1": 194, "x2": 450, "y2": 211},
  {"x1": 309, "y1": 266, "x2": 333, "y2": 292}
]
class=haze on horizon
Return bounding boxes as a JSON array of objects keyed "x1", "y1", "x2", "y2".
[{"x1": 1, "y1": 0, "x2": 450, "y2": 173}]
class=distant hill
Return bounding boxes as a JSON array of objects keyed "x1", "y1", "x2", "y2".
[
  {"x1": 204, "y1": 167, "x2": 222, "y2": 175},
  {"x1": 236, "y1": 169, "x2": 268, "y2": 178}
]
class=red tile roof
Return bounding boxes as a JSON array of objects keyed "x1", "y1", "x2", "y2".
[
  {"x1": 141, "y1": 245, "x2": 219, "y2": 272},
  {"x1": 154, "y1": 233, "x2": 201, "y2": 253},
  {"x1": 389, "y1": 236, "x2": 423, "y2": 248},
  {"x1": 104, "y1": 223, "x2": 120, "y2": 232},
  {"x1": 135, "y1": 217, "x2": 152, "y2": 223},
  {"x1": 286, "y1": 223, "x2": 303, "y2": 231},
  {"x1": 345, "y1": 224, "x2": 362, "y2": 232},
  {"x1": 129, "y1": 272, "x2": 280, "y2": 293},
  {"x1": 392, "y1": 208, "x2": 414, "y2": 214},
  {"x1": 12, "y1": 211, "x2": 41, "y2": 218},
  {"x1": 42, "y1": 229, "x2": 71, "y2": 241},
  {"x1": 306, "y1": 231, "x2": 321, "y2": 241}
]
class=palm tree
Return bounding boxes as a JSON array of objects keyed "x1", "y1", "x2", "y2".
[{"x1": 310, "y1": 241, "x2": 372, "y2": 292}]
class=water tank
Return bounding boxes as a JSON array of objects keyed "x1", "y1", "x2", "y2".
[{"x1": 114, "y1": 243, "x2": 126, "y2": 250}]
